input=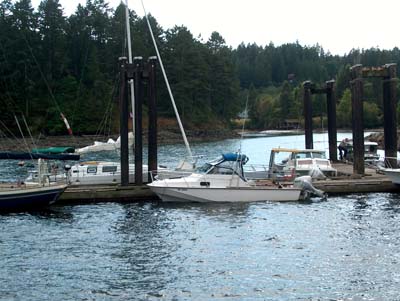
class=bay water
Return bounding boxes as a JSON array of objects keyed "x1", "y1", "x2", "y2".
[{"x1": 1, "y1": 132, "x2": 400, "y2": 300}]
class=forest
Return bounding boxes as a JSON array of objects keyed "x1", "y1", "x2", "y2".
[{"x1": 1, "y1": 0, "x2": 400, "y2": 137}]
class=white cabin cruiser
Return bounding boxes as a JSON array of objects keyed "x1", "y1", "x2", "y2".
[
  {"x1": 268, "y1": 148, "x2": 337, "y2": 180},
  {"x1": 148, "y1": 153, "x2": 305, "y2": 203}
]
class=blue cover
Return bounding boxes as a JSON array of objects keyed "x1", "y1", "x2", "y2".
[{"x1": 222, "y1": 153, "x2": 248, "y2": 163}]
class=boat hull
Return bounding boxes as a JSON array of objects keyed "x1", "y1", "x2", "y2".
[
  {"x1": 149, "y1": 185, "x2": 302, "y2": 203},
  {"x1": 0, "y1": 185, "x2": 66, "y2": 212},
  {"x1": 383, "y1": 169, "x2": 400, "y2": 185}
]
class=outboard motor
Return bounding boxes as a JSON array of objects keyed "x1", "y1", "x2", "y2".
[
  {"x1": 294, "y1": 175, "x2": 327, "y2": 200},
  {"x1": 64, "y1": 164, "x2": 72, "y2": 184},
  {"x1": 308, "y1": 166, "x2": 326, "y2": 179}
]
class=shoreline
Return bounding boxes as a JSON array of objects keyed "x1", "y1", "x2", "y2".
[
  {"x1": 0, "y1": 128, "x2": 392, "y2": 152},
  {"x1": 0, "y1": 129, "x2": 241, "y2": 152}
]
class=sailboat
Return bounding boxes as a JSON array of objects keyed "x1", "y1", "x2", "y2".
[
  {"x1": 0, "y1": 155, "x2": 67, "y2": 212},
  {"x1": 0, "y1": 182, "x2": 67, "y2": 212}
]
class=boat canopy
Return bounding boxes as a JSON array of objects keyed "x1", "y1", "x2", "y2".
[
  {"x1": 32, "y1": 146, "x2": 75, "y2": 154},
  {"x1": 222, "y1": 153, "x2": 248, "y2": 164}
]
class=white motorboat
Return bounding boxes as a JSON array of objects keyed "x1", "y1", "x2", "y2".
[
  {"x1": 382, "y1": 166, "x2": 400, "y2": 185},
  {"x1": 26, "y1": 160, "x2": 168, "y2": 186},
  {"x1": 147, "y1": 153, "x2": 305, "y2": 203},
  {"x1": 268, "y1": 148, "x2": 337, "y2": 180}
]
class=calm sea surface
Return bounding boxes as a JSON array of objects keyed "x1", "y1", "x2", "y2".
[{"x1": 1, "y1": 132, "x2": 400, "y2": 300}]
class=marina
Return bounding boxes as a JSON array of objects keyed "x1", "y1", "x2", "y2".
[{"x1": 1, "y1": 1, "x2": 400, "y2": 299}]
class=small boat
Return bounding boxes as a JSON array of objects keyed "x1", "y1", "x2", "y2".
[
  {"x1": 341, "y1": 139, "x2": 380, "y2": 164},
  {"x1": 147, "y1": 153, "x2": 305, "y2": 203},
  {"x1": 76, "y1": 133, "x2": 134, "y2": 154},
  {"x1": 267, "y1": 148, "x2": 337, "y2": 180},
  {"x1": 0, "y1": 183, "x2": 67, "y2": 212}
]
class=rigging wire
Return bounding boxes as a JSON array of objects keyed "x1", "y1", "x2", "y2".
[
  {"x1": 140, "y1": 0, "x2": 193, "y2": 160},
  {"x1": 14, "y1": 115, "x2": 34, "y2": 161},
  {"x1": 22, "y1": 114, "x2": 37, "y2": 150},
  {"x1": 22, "y1": 34, "x2": 77, "y2": 144}
]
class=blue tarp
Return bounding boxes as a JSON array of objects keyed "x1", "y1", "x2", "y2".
[{"x1": 222, "y1": 153, "x2": 248, "y2": 164}]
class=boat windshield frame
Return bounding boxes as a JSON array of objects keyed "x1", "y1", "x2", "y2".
[{"x1": 195, "y1": 154, "x2": 248, "y2": 180}]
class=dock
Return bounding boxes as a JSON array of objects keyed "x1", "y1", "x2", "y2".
[
  {"x1": 313, "y1": 162, "x2": 400, "y2": 194},
  {"x1": 57, "y1": 162, "x2": 400, "y2": 204}
]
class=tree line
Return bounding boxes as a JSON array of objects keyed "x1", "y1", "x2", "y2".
[{"x1": 1, "y1": 0, "x2": 400, "y2": 137}]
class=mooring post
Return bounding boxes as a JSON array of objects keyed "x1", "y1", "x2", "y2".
[
  {"x1": 147, "y1": 56, "x2": 158, "y2": 182},
  {"x1": 134, "y1": 56, "x2": 143, "y2": 185},
  {"x1": 118, "y1": 57, "x2": 129, "y2": 186},
  {"x1": 350, "y1": 64, "x2": 365, "y2": 175},
  {"x1": 383, "y1": 63, "x2": 398, "y2": 168},
  {"x1": 303, "y1": 81, "x2": 313, "y2": 149},
  {"x1": 326, "y1": 80, "x2": 338, "y2": 162}
]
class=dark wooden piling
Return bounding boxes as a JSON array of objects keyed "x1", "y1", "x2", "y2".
[
  {"x1": 303, "y1": 81, "x2": 313, "y2": 149},
  {"x1": 147, "y1": 56, "x2": 158, "y2": 181},
  {"x1": 326, "y1": 80, "x2": 338, "y2": 162},
  {"x1": 383, "y1": 63, "x2": 397, "y2": 168},
  {"x1": 134, "y1": 57, "x2": 143, "y2": 185},
  {"x1": 350, "y1": 64, "x2": 365, "y2": 175},
  {"x1": 118, "y1": 57, "x2": 129, "y2": 186}
]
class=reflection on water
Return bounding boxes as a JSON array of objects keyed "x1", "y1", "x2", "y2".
[
  {"x1": 1, "y1": 134, "x2": 400, "y2": 299},
  {"x1": 1, "y1": 196, "x2": 400, "y2": 300}
]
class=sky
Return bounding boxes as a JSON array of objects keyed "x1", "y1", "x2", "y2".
[{"x1": 30, "y1": 0, "x2": 400, "y2": 55}]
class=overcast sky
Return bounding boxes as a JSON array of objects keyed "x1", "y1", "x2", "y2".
[{"x1": 30, "y1": 0, "x2": 400, "y2": 55}]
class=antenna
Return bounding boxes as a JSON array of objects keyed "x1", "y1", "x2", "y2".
[{"x1": 238, "y1": 92, "x2": 249, "y2": 155}]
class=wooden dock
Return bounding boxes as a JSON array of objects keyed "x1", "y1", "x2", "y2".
[
  {"x1": 57, "y1": 162, "x2": 400, "y2": 204},
  {"x1": 313, "y1": 162, "x2": 400, "y2": 194}
]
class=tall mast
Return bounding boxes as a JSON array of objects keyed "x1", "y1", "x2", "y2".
[{"x1": 125, "y1": 0, "x2": 135, "y2": 139}]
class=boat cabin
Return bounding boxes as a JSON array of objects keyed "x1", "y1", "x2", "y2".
[
  {"x1": 342, "y1": 140, "x2": 379, "y2": 163},
  {"x1": 196, "y1": 153, "x2": 248, "y2": 179},
  {"x1": 268, "y1": 148, "x2": 337, "y2": 179}
]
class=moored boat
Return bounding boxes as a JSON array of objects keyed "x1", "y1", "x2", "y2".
[
  {"x1": 267, "y1": 148, "x2": 337, "y2": 180},
  {"x1": 148, "y1": 153, "x2": 305, "y2": 203},
  {"x1": 0, "y1": 183, "x2": 67, "y2": 212}
]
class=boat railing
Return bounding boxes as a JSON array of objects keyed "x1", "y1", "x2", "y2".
[{"x1": 149, "y1": 169, "x2": 193, "y2": 181}]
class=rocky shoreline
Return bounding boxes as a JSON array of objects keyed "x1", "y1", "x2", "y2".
[
  {"x1": 0, "y1": 128, "x2": 241, "y2": 152},
  {"x1": 1, "y1": 129, "x2": 395, "y2": 152}
]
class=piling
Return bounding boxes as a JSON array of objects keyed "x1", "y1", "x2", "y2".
[
  {"x1": 383, "y1": 63, "x2": 397, "y2": 168},
  {"x1": 325, "y1": 80, "x2": 338, "y2": 162},
  {"x1": 134, "y1": 57, "x2": 144, "y2": 185},
  {"x1": 350, "y1": 64, "x2": 365, "y2": 175},
  {"x1": 303, "y1": 81, "x2": 313, "y2": 149},
  {"x1": 118, "y1": 57, "x2": 129, "y2": 186},
  {"x1": 147, "y1": 56, "x2": 158, "y2": 180}
]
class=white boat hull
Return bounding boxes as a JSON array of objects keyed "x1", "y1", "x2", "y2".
[
  {"x1": 383, "y1": 168, "x2": 400, "y2": 185},
  {"x1": 149, "y1": 185, "x2": 302, "y2": 203}
]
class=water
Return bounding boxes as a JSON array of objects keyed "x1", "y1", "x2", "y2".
[{"x1": 2, "y1": 132, "x2": 400, "y2": 300}]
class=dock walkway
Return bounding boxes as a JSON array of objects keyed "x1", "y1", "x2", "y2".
[{"x1": 58, "y1": 162, "x2": 400, "y2": 204}]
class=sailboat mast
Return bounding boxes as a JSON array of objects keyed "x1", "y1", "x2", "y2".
[
  {"x1": 140, "y1": 0, "x2": 193, "y2": 161},
  {"x1": 125, "y1": 0, "x2": 135, "y2": 136}
]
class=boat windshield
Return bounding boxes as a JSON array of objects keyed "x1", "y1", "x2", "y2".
[
  {"x1": 207, "y1": 160, "x2": 242, "y2": 176},
  {"x1": 196, "y1": 163, "x2": 213, "y2": 174},
  {"x1": 293, "y1": 152, "x2": 326, "y2": 159}
]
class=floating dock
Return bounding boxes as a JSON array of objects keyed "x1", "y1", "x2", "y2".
[{"x1": 57, "y1": 162, "x2": 400, "y2": 204}]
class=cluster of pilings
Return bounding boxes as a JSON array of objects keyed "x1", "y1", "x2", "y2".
[
  {"x1": 303, "y1": 63, "x2": 397, "y2": 175},
  {"x1": 118, "y1": 56, "x2": 158, "y2": 186}
]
